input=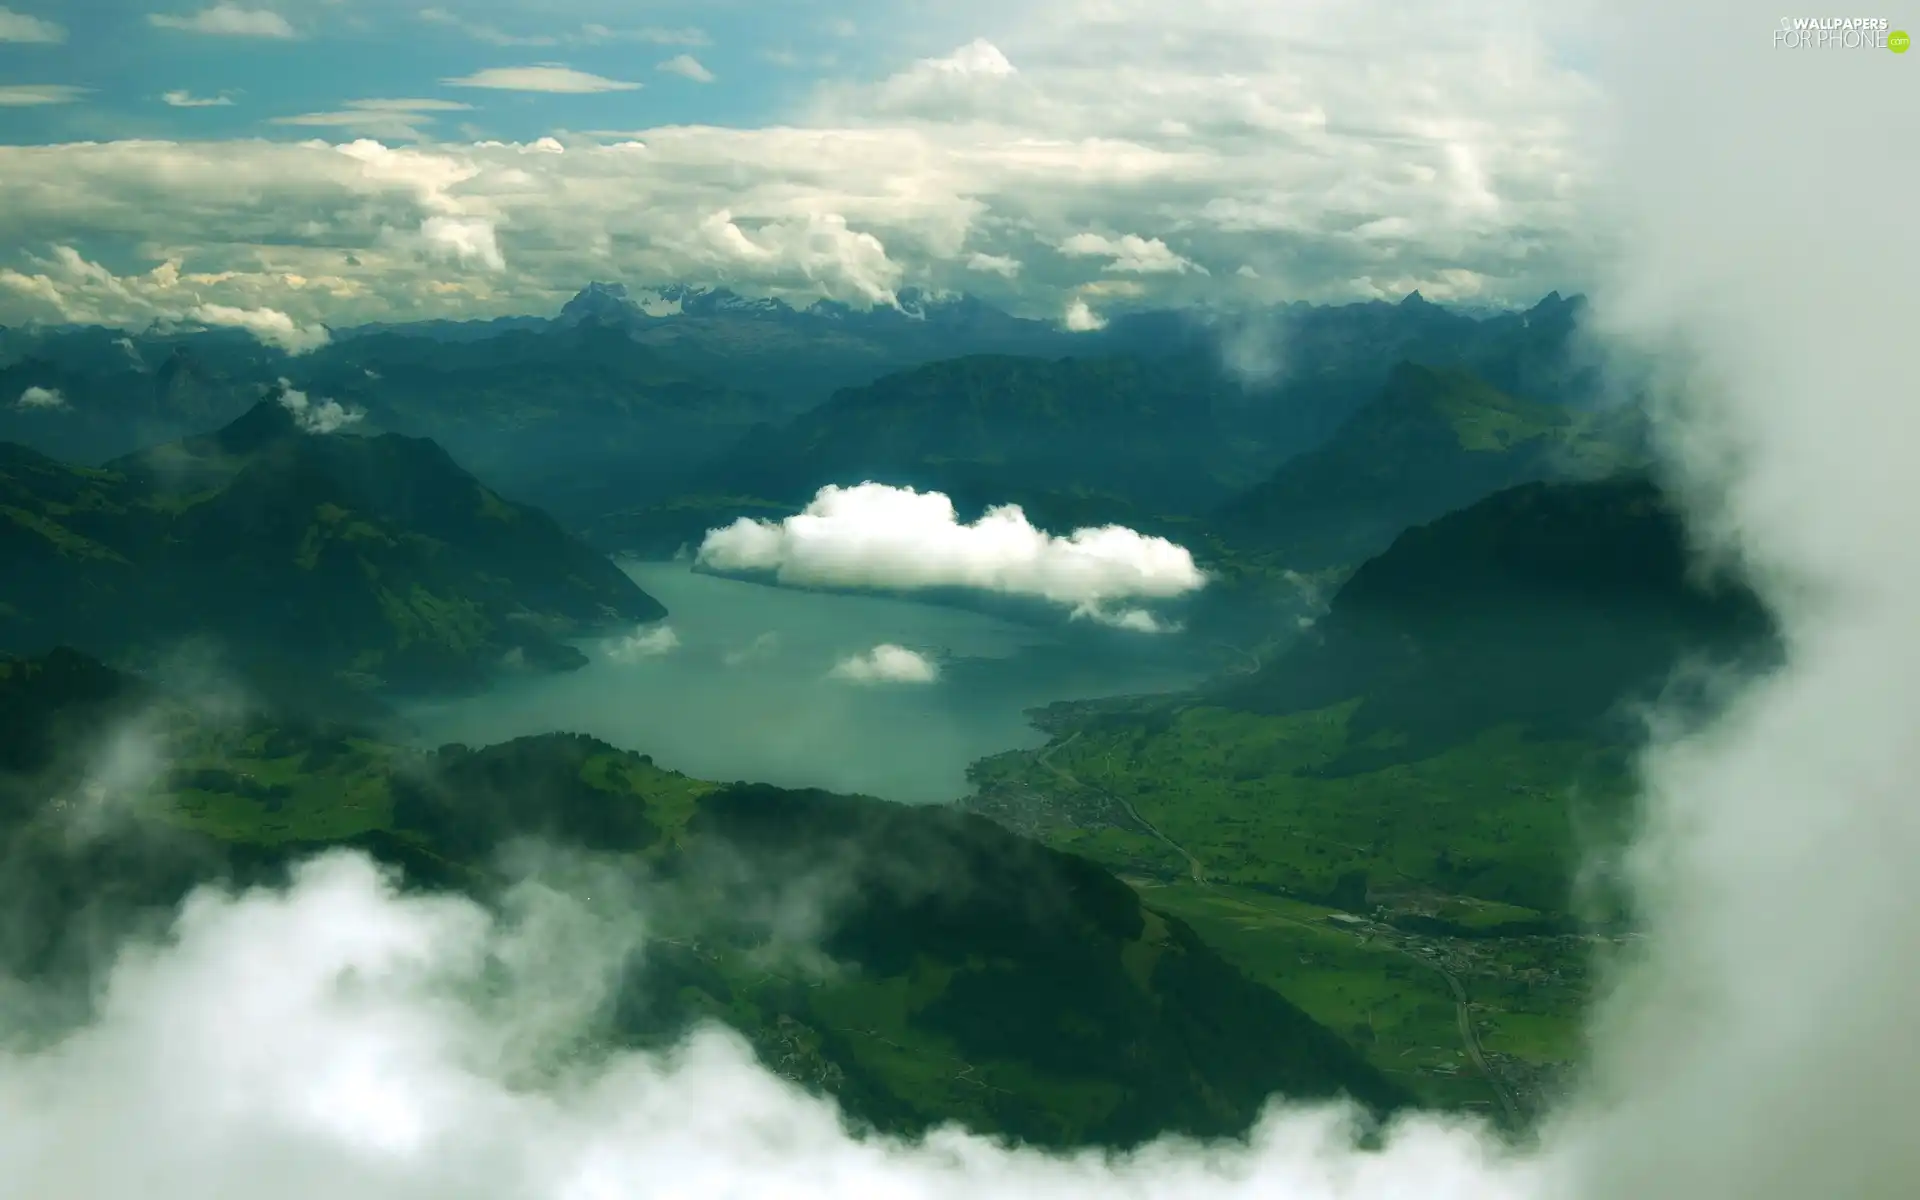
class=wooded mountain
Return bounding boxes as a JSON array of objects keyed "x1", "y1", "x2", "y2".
[
  {"x1": 1, "y1": 397, "x2": 663, "y2": 701},
  {"x1": 0, "y1": 648, "x2": 1407, "y2": 1148}
]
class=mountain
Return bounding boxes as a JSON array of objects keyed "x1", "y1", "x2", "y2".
[
  {"x1": 0, "y1": 648, "x2": 1407, "y2": 1148},
  {"x1": 964, "y1": 475, "x2": 1774, "y2": 1117},
  {"x1": 1215, "y1": 475, "x2": 1778, "y2": 763},
  {"x1": 547, "y1": 282, "x2": 1085, "y2": 411},
  {"x1": 590, "y1": 352, "x2": 1283, "y2": 554},
  {"x1": 0, "y1": 336, "x2": 286, "y2": 464},
  {"x1": 0, "y1": 289, "x2": 1602, "y2": 508},
  {"x1": 1, "y1": 398, "x2": 663, "y2": 700},
  {"x1": 289, "y1": 321, "x2": 782, "y2": 520},
  {"x1": 1098, "y1": 290, "x2": 1601, "y2": 445},
  {"x1": 1210, "y1": 361, "x2": 1645, "y2": 573}
]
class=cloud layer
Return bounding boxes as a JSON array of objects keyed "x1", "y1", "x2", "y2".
[
  {"x1": 0, "y1": 0, "x2": 1599, "y2": 327},
  {"x1": 695, "y1": 483, "x2": 1207, "y2": 628},
  {"x1": 0, "y1": 851, "x2": 1538, "y2": 1198}
]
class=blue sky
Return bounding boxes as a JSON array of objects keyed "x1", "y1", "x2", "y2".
[
  {"x1": 0, "y1": 0, "x2": 1613, "y2": 333},
  {"x1": 0, "y1": 1, "x2": 914, "y2": 142}
]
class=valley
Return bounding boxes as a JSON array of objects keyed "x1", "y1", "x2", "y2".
[{"x1": 0, "y1": 283, "x2": 1762, "y2": 1153}]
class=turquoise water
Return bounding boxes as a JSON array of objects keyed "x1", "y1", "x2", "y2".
[{"x1": 400, "y1": 561, "x2": 1207, "y2": 804}]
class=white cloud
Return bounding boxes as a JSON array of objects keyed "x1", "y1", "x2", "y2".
[
  {"x1": 657, "y1": 54, "x2": 715, "y2": 83},
  {"x1": 419, "y1": 215, "x2": 506, "y2": 271},
  {"x1": 275, "y1": 380, "x2": 362, "y2": 433},
  {"x1": 0, "y1": 850, "x2": 1544, "y2": 1198},
  {"x1": 0, "y1": 84, "x2": 85, "y2": 106},
  {"x1": 443, "y1": 66, "x2": 641, "y2": 94},
  {"x1": 162, "y1": 89, "x2": 234, "y2": 108},
  {"x1": 419, "y1": 9, "x2": 706, "y2": 48},
  {"x1": 192, "y1": 304, "x2": 331, "y2": 353},
  {"x1": 148, "y1": 5, "x2": 296, "y2": 38},
  {"x1": 272, "y1": 99, "x2": 475, "y2": 142},
  {"x1": 1059, "y1": 232, "x2": 1204, "y2": 275},
  {"x1": 828, "y1": 644, "x2": 940, "y2": 685},
  {"x1": 1062, "y1": 296, "x2": 1106, "y2": 331},
  {"x1": 0, "y1": 5, "x2": 63, "y2": 42},
  {"x1": 966, "y1": 252, "x2": 1021, "y2": 277},
  {"x1": 0, "y1": 0, "x2": 1600, "y2": 326},
  {"x1": 928, "y1": 37, "x2": 1017, "y2": 77},
  {"x1": 16, "y1": 384, "x2": 65, "y2": 409},
  {"x1": 696, "y1": 482, "x2": 1206, "y2": 626},
  {"x1": 606, "y1": 624, "x2": 680, "y2": 662}
]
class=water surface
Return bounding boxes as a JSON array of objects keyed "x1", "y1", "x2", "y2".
[{"x1": 401, "y1": 562, "x2": 1207, "y2": 803}]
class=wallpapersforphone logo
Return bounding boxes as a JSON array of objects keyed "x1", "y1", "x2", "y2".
[{"x1": 1772, "y1": 16, "x2": 1909, "y2": 50}]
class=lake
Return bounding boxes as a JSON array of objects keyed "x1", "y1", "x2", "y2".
[{"x1": 400, "y1": 561, "x2": 1210, "y2": 804}]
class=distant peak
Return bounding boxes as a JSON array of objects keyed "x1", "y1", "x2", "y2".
[
  {"x1": 1398, "y1": 290, "x2": 1429, "y2": 306},
  {"x1": 215, "y1": 395, "x2": 301, "y2": 452},
  {"x1": 558, "y1": 281, "x2": 640, "y2": 325}
]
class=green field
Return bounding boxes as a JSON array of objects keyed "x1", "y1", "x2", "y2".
[{"x1": 965, "y1": 698, "x2": 1627, "y2": 1117}]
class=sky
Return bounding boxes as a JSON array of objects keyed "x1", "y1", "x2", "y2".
[{"x1": 0, "y1": 0, "x2": 1614, "y2": 330}]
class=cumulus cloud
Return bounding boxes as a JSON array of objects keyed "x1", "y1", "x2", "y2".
[
  {"x1": 0, "y1": 5, "x2": 63, "y2": 42},
  {"x1": 606, "y1": 624, "x2": 680, "y2": 662},
  {"x1": 443, "y1": 66, "x2": 641, "y2": 94},
  {"x1": 0, "y1": 245, "x2": 335, "y2": 354},
  {"x1": 16, "y1": 385, "x2": 65, "y2": 409},
  {"x1": 418, "y1": 215, "x2": 506, "y2": 270},
  {"x1": 161, "y1": 89, "x2": 233, "y2": 108},
  {"x1": 0, "y1": 84, "x2": 85, "y2": 106},
  {"x1": 1062, "y1": 296, "x2": 1106, "y2": 331},
  {"x1": 0, "y1": 0, "x2": 1602, "y2": 328},
  {"x1": 1059, "y1": 232, "x2": 1205, "y2": 275},
  {"x1": 190, "y1": 303, "x2": 330, "y2": 353},
  {"x1": 148, "y1": 5, "x2": 296, "y2": 37},
  {"x1": 696, "y1": 482, "x2": 1206, "y2": 627},
  {"x1": 657, "y1": 54, "x2": 715, "y2": 83},
  {"x1": 276, "y1": 380, "x2": 363, "y2": 434},
  {"x1": 827, "y1": 644, "x2": 940, "y2": 685}
]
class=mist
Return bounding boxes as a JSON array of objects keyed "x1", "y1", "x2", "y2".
[{"x1": 4, "y1": 0, "x2": 1917, "y2": 1195}]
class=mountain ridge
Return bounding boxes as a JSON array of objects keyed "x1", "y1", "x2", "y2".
[{"x1": 1, "y1": 399, "x2": 664, "y2": 702}]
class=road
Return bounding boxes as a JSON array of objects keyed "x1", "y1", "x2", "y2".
[
  {"x1": 1424, "y1": 956, "x2": 1520, "y2": 1125},
  {"x1": 1034, "y1": 731, "x2": 1209, "y2": 883}
]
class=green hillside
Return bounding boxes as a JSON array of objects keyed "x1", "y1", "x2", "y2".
[
  {"x1": 1, "y1": 399, "x2": 664, "y2": 700},
  {"x1": 1212, "y1": 363, "x2": 1644, "y2": 573},
  {"x1": 965, "y1": 476, "x2": 1774, "y2": 1119},
  {"x1": 0, "y1": 649, "x2": 1406, "y2": 1149}
]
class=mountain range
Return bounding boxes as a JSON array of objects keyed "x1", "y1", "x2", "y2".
[{"x1": 1, "y1": 395, "x2": 662, "y2": 704}]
